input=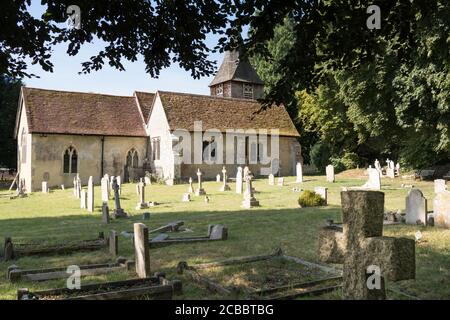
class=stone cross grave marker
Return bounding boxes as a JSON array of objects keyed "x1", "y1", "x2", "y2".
[
  {"x1": 434, "y1": 179, "x2": 447, "y2": 194},
  {"x1": 87, "y1": 176, "x2": 94, "y2": 212},
  {"x1": 405, "y1": 189, "x2": 428, "y2": 225},
  {"x1": 112, "y1": 177, "x2": 127, "y2": 218},
  {"x1": 220, "y1": 166, "x2": 231, "y2": 191},
  {"x1": 101, "y1": 177, "x2": 109, "y2": 202},
  {"x1": 326, "y1": 165, "x2": 335, "y2": 183},
  {"x1": 319, "y1": 190, "x2": 415, "y2": 299},
  {"x1": 242, "y1": 173, "x2": 259, "y2": 209},
  {"x1": 296, "y1": 162, "x2": 303, "y2": 183},
  {"x1": 314, "y1": 187, "x2": 328, "y2": 205},
  {"x1": 236, "y1": 167, "x2": 243, "y2": 194},
  {"x1": 195, "y1": 169, "x2": 206, "y2": 196},
  {"x1": 134, "y1": 223, "x2": 150, "y2": 278},
  {"x1": 136, "y1": 181, "x2": 148, "y2": 209}
]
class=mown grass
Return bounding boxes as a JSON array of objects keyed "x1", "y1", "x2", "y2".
[{"x1": 0, "y1": 173, "x2": 448, "y2": 300}]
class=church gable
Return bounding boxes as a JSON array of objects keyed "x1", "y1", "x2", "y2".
[{"x1": 19, "y1": 87, "x2": 147, "y2": 137}]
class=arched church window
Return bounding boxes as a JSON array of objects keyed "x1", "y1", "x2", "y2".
[
  {"x1": 63, "y1": 146, "x2": 78, "y2": 174},
  {"x1": 127, "y1": 148, "x2": 139, "y2": 168}
]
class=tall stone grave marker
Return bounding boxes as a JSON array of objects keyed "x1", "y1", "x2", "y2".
[
  {"x1": 112, "y1": 177, "x2": 127, "y2": 218},
  {"x1": 219, "y1": 166, "x2": 231, "y2": 191},
  {"x1": 101, "y1": 177, "x2": 109, "y2": 202},
  {"x1": 236, "y1": 167, "x2": 243, "y2": 194},
  {"x1": 434, "y1": 191, "x2": 450, "y2": 228},
  {"x1": 80, "y1": 190, "x2": 87, "y2": 209},
  {"x1": 268, "y1": 174, "x2": 275, "y2": 186},
  {"x1": 242, "y1": 173, "x2": 259, "y2": 209},
  {"x1": 195, "y1": 169, "x2": 206, "y2": 196},
  {"x1": 326, "y1": 165, "x2": 335, "y2": 183},
  {"x1": 134, "y1": 223, "x2": 150, "y2": 278},
  {"x1": 87, "y1": 176, "x2": 94, "y2": 212},
  {"x1": 136, "y1": 181, "x2": 148, "y2": 209},
  {"x1": 188, "y1": 177, "x2": 194, "y2": 193},
  {"x1": 296, "y1": 162, "x2": 303, "y2": 183}
]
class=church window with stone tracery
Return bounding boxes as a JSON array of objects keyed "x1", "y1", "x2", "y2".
[
  {"x1": 63, "y1": 146, "x2": 78, "y2": 174},
  {"x1": 126, "y1": 148, "x2": 139, "y2": 168}
]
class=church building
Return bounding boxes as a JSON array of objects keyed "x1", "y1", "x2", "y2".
[{"x1": 14, "y1": 50, "x2": 301, "y2": 192}]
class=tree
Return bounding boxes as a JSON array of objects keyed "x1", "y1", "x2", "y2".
[
  {"x1": 0, "y1": 76, "x2": 23, "y2": 168},
  {"x1": 0, "y1": 0, "x2": 232, "y2": 79}
]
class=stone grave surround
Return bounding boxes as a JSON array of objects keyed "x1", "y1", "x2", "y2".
[
  {"x1": 318, "y1": 190, "x2": 415, "y2": 299},
  {"x1": 405, "y1": 189, "x2": 428, "y2": 225}
]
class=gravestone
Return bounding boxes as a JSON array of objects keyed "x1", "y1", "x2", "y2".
[
  {"x1": 386, "y1": 167, "x2": 395, "y2": 179},
  {"x1": 87, "y1": 176, "x2": 94, "y2": 213},
  {"x1": 374, "y1": 159, "x2": 382, "y2": 175},
  {"x1": 405, "y1": 189, "x2": 428, "y2": 225},
  {"x1": 110, "y1": 176, "x2": 115, "y2": 191},
  {"x1": 361, "y1": 168, "x2": 381, "y2": 190},
  {"x1": 395, "y1": 163, "x2": 400, "y2": 176},
  {"x1": 73, "y1": 177, "x2": 77, "y2": 197},
  {"x1": 4, "y1": 238, "x2": 13, "y2": 261},
  {"x1": 134, "y1": 223, "x2": 150, "y2": 278},
  {"x1": 243, "y1": 166, "x2": 250, "y2": 179},
  {"x1": 136, "y1": 182, "x2": 148, "y2": 209},
  {"x1": 195, "y1": 169, "x2": 206, "y2": 196},
  {"x1": 219, "y1": 166, "x2": 231, "y2": 191},
  {"x1": 60, "y1": 184, "x2": 65, "y2": 190},
  {"x1": 144, "y1": 176, "x2": 151, "y2": 186},
  {"x1": 314, "y1": 187, "x2": 328, "y2": 205},
  {"x1": 80, "y1": 190, "x2": 87, "y2": 209},
  {"x1": 101, "y1": 177, "x2": 109, "y2": 202},
  {"x1": 326, "y1": 165, "x2": 335, "y2": 183},
  {"x1": 236, "y1": 167, "x2": 243, "y2": 194},
  {"x1": 109, "y1": 230, "x2": 118, "y2": 256},
  {"x1": 434, "y1": 179, "x2": 447, "y2": 194},
  {"x1": 117, "y1": 176, "x2": 122, "y2": 195},
  {"x1": 209, "y1": 224, "x2": 228, "y2": 240},
  {"x1": 188, "y1": 177, "x2": 194, "y2": 193},
  {"x1": 277, "y1": 177, "x2": 284, "y2": 187},
  {"x1": 41, "y1": 181, "x2": 49, "y2": 193},
  {"x1": 296, "y1": 162, "x2": 303, "y2": 183},
  {"x1": 102, "y1": 202, "x2": 110, "y2": 224},
  {"x1": 112, "y1": 177, "x2": 127, "y2": 218},
  {"x1": 242, "y1": 173, "x2": 259, "y2": 209},
  {"x1": 268, "y1": 174, "x2": 275, "y2": 186},
  {"x1": 76, "y1": 175, "x2": 81, "y2": 199},
  {"x1": 433, "y1": 191, "x2": 450, "y2": 228},
  {"x1": 319, "y1": 190, "x2": 416, "y2": 299},
  {"x1": 216, "y1": 174, "x2": 221, "y2": 182},
  {"x1": 182, "y1": 193, "x2": 191, "y2": 202}
]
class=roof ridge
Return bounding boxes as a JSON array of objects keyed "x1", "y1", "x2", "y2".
[
  {"x1": 23, "y1": 86, "x2": 133, "y2": 98},
  {"x1": 157, "y1": 90, "x2": 267, "y2": 104}
]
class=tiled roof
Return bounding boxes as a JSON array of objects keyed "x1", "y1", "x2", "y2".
[
  {"x1": 157, "y1": 91, "x2": 300, "y2": 137},
  {"x1": 21, "y1": 87, "x2": 147, "y2": 137},
  {"x1": 134, "y1": 91, "x2": 155, "y2": 123},
  {"x1": 209, "y1": 49, "x2": 265, "y2": 86}
]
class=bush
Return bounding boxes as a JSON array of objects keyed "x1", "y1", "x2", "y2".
[
  {"x1": 309, "y1": 143, "x2": 330, "y2": 173},
  {"x1": 298, "y1": 190, "x2": 326, "y2": 208},
  {"x1": 330, "y1": 151, "x2": 359, "y2": 173}
]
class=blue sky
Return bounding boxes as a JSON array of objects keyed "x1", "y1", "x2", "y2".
[{"x1": 24, "y1": 2, "x2": 233, "y2": 96}]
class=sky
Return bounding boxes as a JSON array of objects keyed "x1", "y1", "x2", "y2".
[{"x1": 24, "y1": 2, "x2": 233, "y2": 96}]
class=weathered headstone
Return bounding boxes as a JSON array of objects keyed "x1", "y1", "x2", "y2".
[
  {"x1": 60, "y1": 184, "x2": 65, "y2": 190},
  {"x1": 76, "y1": 175, "x2": 81, "y2": 199},
  {"x1": 219, "y1": 166, "x2": 231, "y2": 191},
  {"x1": 144, "y1": 176, "x2": 151, "y2": 186},
  {"x1": 134, "y1": 223, "x2": 150, "y2": 278},
  {"x1": 296, "y1": 162, "x2": 303, "y2": 183},
  {"x1": 326, "y1": 165, "x2": 335, "y2": 183},
  {"x1": 374, "y1": 159, "x2": 382, "y2": 175},
  {"x1": 188, "y1": 177, "x2": 194, "y2": 193},
  {"x1": 386, "y1": 167, "x2": 395, "y2": 179},
  {"x1": 242, "y1": 173, "x2": 259, "y2": 208},
  {"x1": 102, "y1": 202, "x2": 110, "y2": 224},
  {"x1": 41, "y1": 181, "x2": 49, "y2": 193},
  {"x1": 208, "y1": 224, "x2": 228, "y2": 240},
  {"x1": 182, "y1": 193, "x2": 191, "y2": 202},
  {"x1": 361, "y1": 168, "x2": 381, "y2": 190},
  {"x1": 73, "y1": 177, "x2": 77, "y2": 197},
  {"x1": 243, "y1": 166, "x2": 250, "y2": 179},
  {"x1": 101, "y1": 177, "x2": 109, "y2": 202},
  {"x1": 109, "y1": 230, "x2": 118, "y2": 256},
  {"x1": 434, "y1": 179, "x2": 447, "y2": 194},
  {"x1": 314, "y1": 187, "x2": 328, "y2": 205},
  {"x1": 277, "y1": 177, "x2": 284, "y2": 187},
  {"x1": 268, "y1": 174, "x2": 275, "y2": 186},
  {"x1": 319, "y1": 191, "x2": 416, "y2": 300},
  {"x1": 87, "y1": 176, "x2": 94, "y2": 212},
  {"x1": 236, "y1": 167, "x2": 243, "y2": 194},
  {"x1": 80, "y1": 190, "x2": 87, "y2": 209},
  {"x1": 433, "y1": 191, "x2": 450, "y2": 228},
  {"x1": 112, "y1": 177, "x2": 127, "y2": 218},
  {"x1": 405, "y1": 189, "x2": 428, "y2": 225},
  {"x1": 216, "y1": 174, "x2": 221, "y2": 182},
  {"x1": 195, "y1": 169, "x2": 206, "y2": 196},
  {"x1": 4, "y1": 237, "x2": 14, "y2": 261}
]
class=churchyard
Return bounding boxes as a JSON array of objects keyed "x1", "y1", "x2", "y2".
[{"x1": 0, "y1": 170, "x2": 449, "y2": 300}]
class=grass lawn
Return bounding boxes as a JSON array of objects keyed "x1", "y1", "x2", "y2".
[{"x1": 0, "y1": 171, "x2": 449, "y2": 300}]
